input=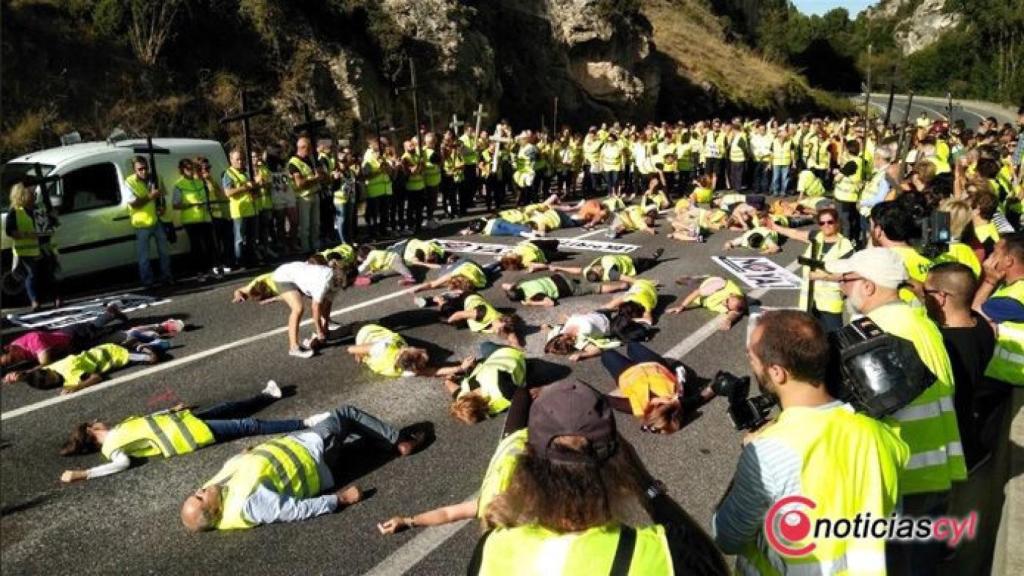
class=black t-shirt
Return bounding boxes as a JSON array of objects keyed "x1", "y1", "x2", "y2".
[{"x1": 940, "y1": 315, "x2": 996, "y2": 470}]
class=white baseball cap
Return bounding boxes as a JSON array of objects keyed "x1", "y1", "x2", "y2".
[{"x1": 825, "y1": 247, "x2": 907, "y2": 289}]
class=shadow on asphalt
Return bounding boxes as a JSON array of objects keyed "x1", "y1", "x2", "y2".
[
  {"x1": 525, "y1": 358, "x2": 572, "y2": 388},
  {"x1": 324, "y1": 421, "x2": 436, "y2": 488}
]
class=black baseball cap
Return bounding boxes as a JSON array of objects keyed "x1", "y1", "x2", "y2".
[{"x1": 528, "y1": 380, "x2": 618, "y2": 463}]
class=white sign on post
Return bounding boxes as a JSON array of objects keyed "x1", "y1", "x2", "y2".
[{"x1": 712, "y1": 256, "x2": 802, "y2": 290}]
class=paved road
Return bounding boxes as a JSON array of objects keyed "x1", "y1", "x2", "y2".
[
  {"x1": 862, "y1": 93, "x2": 1018, "y2": 128},
  {"x1": 1, "y1": 215, "x2": 809, "y2": 575}
]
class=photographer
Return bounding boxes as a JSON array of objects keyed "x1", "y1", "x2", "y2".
[
  {"x1": 826, "y1": 248, "x2": 964, "y2": 575},
  {"x1": 713, "y1": 310, "x2": 908, "y2": 574}
]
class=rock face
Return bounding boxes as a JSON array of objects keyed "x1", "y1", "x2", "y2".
[{"x1": 867, "y1": 0, "x2": 961, "y2": 54}]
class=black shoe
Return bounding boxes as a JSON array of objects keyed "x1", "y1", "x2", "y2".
[{"x1": 651, "y1": 248, "x2": 664, "y2": 261}]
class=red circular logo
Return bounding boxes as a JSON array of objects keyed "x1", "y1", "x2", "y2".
[{"x1": 765, "y1": 495, "x2": 817, "y2": 557}]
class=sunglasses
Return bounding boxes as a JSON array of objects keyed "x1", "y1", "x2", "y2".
[{"x1": 818, "y1": 219, "x2": 836, "y2": 225}]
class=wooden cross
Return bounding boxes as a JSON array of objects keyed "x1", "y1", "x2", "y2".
[
  {"x1": 220, "y1": 90, "x2": 272, "y2": 178},
  {"x1": 24, "y1": 163, "x2": 61, "y2": 234},
  {"x1": 490, "y1": 133, "x2": 513, "y2": 174},
  {"x1": 449, "y1": 114, "x2": 465, "y2": 135},
  {"x1": 132, "y1": 136, "x2": 170, "y2": 212},
  {"x1": 292, "y1": 98, "x2": 327, "y2": 140},
  {"x1": 471, "y1": 104, "x2": 487, "y2": 148}
]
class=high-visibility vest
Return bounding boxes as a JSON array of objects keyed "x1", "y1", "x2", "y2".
[
  {"x1": 256, "y1": 164, "x2": 274, "y2": 211},
  {"x1": 476, "y1": 428, "x2": 527, "y2": 518},
  {"x1": 451, "y1": 260, "x2": 487, "y2": 288},
  {"x1": 602, "y1": 196, "x2": 626, "y2": 213},
  {"x1": 617, "y1": 205, "x2": 647, "y2": 232},
  {"x1": 868, "y1": 301, "x2": 966, "y2": 495},
  {"x1": 518, "y1": 276, "x2": 560, "y2": 301},
  {"x1": 422, "y1": 147, "x2": 442, "y2": 187},
  {"x1": 857, "y1": 168, "x2": 889, "y2": 217},
  {"x1": 833, "y1": 155, "x2": 866, "y2": 203},
  {"x1": 801, "y1": 134, "x2": 819, "y2": 168},
  {"x1": 619, "y1": 361, "x2": 677, "y2": 417},
  {"x1": 498, "y1": 208, "x2": 526, "y2": 224},
  {"x1": 288, "y1": 156, "x2": 318, "y2": 199},
  {"x1": 677, "y1": 141, "x2": 695, "y2": 171},
  {"x1": 625, "y1": 279, "x2": 658, "y2": 313},
  {"x1": 320, "y1": 243, "x2": 356, "y2": 266},
  {"x1": 48, "y1": 343, "x2": 130, "y2": 389},
  {"x1": 583, "y1": 255, "x2": 636, "y2": 281},
  {"x1": 933, "y1": 242, "x2": 981, "y2": 277},
  {"x1": 600, "y1": 141, "x2": 624, "y2": 171},
  {"x1": 355, "y1": 324, "x2": 406, "y2": 377},
  {"x1": 444, "y1": 150, "x2": 465, "y2": 182},
  {"x1": 244, "y1": 272, "x2": 279, "y2": 296},
  {"x1": 402, "y1": 151, "x2": 426, "y2": 191},
  {"x1": 691, "y1": 186, "x2": 713, "y2": 204},
  {"x1": 514, "y1": 146, "x2": 537, "y2": 188},
  {"x1": 985, "y1": 280, "x2": 1024, "y2": 386},
  {"x1": 174, "y1": 176, "x2": 211, "y2": 224},
  {"x1": 583, "y1": 137, "x2": 603, "y2": 169},
  {"x1": 697, "y1": 277, "x2": 743, "y2": 314},
  {"x1": 641, "y1": 191, "x2": 669, "y2": 213},
  {"x1": 729, "y1": 133, "x2": 748, "y2": 163},
  {"x1": 101, "y1": 410, "x2": 215, "y2": 460},
  {"x1": 657, "y1": 141, "x2": 678, "y2": 172},
  {"x1": 473, "y1": 524, "x2": 673, "y2": 576},
  {"x1": 511, "y1": 241, "x2": 546, "y2": 265},
  {"x1": 459, "y1": 347, "x2": 526, "y2": 415},
  {"x1": 205, "y1": 436, "x2": 321, "y2": 530},
  {"x1": 464, "y1": 294, "x2": 501, "y2": 333},
  {"x1": 10, "y1": 207, "x2": 40, "y2": 257},
  {"x1": 403, "y1": 239, "x2": 443, "y2": 264},
  {"x1": 704, "y1": 131, "x2": 724, "y2": 159},
  {"x1": 363, "y1": 249, "x2": 397, "y2": 273},
  {"x1": 974, "y1": 221, "x2": 1000, "y2": 246},
  {"x1": 890, "y1": 245, "x2": 932, "y2": 306},
  {"x1": 800, "y1": 233, "x2": 854, "y2": 314},
  {"x1": 362, "y1": 150, "x2": 390, "y2": 198},
  {"x1": 460, "y1": 134, "x2": 479, "y2": 164},
  {"x1": 737, "y1": 403, "x2": 908, "y2": 576},
  {"x1": 795, "y1": 170, "x2": 825, "y2": 197},
  {"x1": 529, "y1": 208, "x2": 562, "y2": 231},
  {"x1": 125, "y1": 174, "x2": 158, "y2": 228},
  {"x1": 771, "y1": 138, "x2": 792, "y2": 166},
  {"x1": 697, "y1": 208, "x2": 728, "y2": 230}
]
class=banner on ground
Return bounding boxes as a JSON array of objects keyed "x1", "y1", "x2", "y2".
[
  {"x1": 436, "y1": 238, "x2": 639, "y2": 256},
  {"x1": 5, "y1": 293, "x2": 170, "y2": 330},
  {"x1": 712, "y1": 256, "x2": 802, "y2": 290}
]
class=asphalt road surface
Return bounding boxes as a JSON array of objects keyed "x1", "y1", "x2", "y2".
[
  {"x1": 864, "y1": 93, "x2": 1018, "y2": 128},
  {"x1": 1, "y1": 214, "x2": 811, "y2": 575}
]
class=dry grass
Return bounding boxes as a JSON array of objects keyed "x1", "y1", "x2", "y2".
[{"x1": 642, "y1": 0, "x2": 831, "y2": 111}]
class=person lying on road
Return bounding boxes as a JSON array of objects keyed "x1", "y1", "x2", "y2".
[
  {"x1": 502, "y1": 274, "x2": 627, "y2": 307},
  {"x1": 9, "y1": 343, "x2": 160, "y2": 394},
  {"x1": 666, "y1": 275, "x2": 750, "y2": 331}
]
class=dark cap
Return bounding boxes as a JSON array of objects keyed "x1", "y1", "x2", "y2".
[{"x1": 528, "y1": 380, "x2": 618, "y2": 463}]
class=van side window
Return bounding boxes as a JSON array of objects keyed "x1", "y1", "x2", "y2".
[{"x1": 59, "y1": 163, "x2": 121, "y2": 214}]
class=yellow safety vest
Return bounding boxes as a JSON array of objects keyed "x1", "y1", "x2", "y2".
[
  {"x1": 584, "y1": 255, "x2": 636, "y2": 281},
  {"x1": 729, "y1": 133, "x2": 748, "y2": 163},
  {"x1": 10, "y1": 207, "x2": 40, "y2": 257},
  {"x1": 460, "y1": 134, "x2": 479, "y2": 164},
  {"x1": 320, "y1": 243, "x2": 356, "y2": 266},
  {"x1": 499, "y1": 208, "x2": 526, "y2": 224},
  {"x1": 402, "y1": 151, "x2": 426, "y2": 191},
  {"x1": 619, "y1": 361, "x2": 677, "y2": 417},
  {"x1": 985, "y1": 280, "x2": 1024, "y2": 386},
  {"x1": 364, "y1": 249, "x2": 397, "y2": 273},
  {"x1": 796, "y1": 170, "x2": 825, "y2": 198},
  {"x1": 800, "y1": 233, "x2": 854, "y2": 314},
  {"x1": 48, "y1": 343, "x2": 130, "y2": 389},
  {"x1": 403, "y1": 239, "x2": 443, "y2": 264},
  {"x1": 833, "y1": 155, "x2": 866, "y2": 203},
  {"x1": 459, "y1": 347, "x2": 526, "y2": 415},
  {"x1": 288, "y1": 156, "x2": 318, "y2": 199},
  {"x1": 691, "y1": 186, "x2": 713, "y2": 204},
  {"x1": 737, "y1": 403, "x2": 908, "y2": 576},
  {"x1": 476, "y1": 428, "x2": 527, "y2": 518},
  {"x1": 464, "y1": 294, "x2": 501, "y2": 333},
  {"x1": 890, "y1": 245, "x2": 932, "y2": 306},
  {"x1": 101, "y1": 410, "x2": 215, "y2": 460},
  {"x1": 512, "y1": 241, "x2": 546, "y2": 265},
  {"x1": 518, "y1": 276, "x2": 560, "y2": 301},
  {"x1": 422, "y1": 147, "x2": 442, "y2": 187},
  {"x1": 474, "y1": 524, "x2": 673, "y2": 576},
  {"x1": 641, "y1": 191, "x2": 669, "y2": 213},
  {"x1": 256, "y1": 164, "x2": 274, "y2": 211},
  {"x1": 600, "y1": 141, "x2": 624, "y2": 171},
  {"x1": 933, "y1": 243, "x2": 981, "y2": 277},
  {"x1": 529, "y1": 208, "x2": 562, "y2": 231},
  {"x1": 244, "y1": 273, "x2": 279, "y2": 296},
  {"x1": 698, "y1": 277, "x2": 743, "y2": 314},
  {"x1": 452, "y1": 260, "x2": 488, "y2": 288},
  {"x1": 625, "y1": 279, "x2": 658, "y2": 313},
  {"x1": 868, "y1": 301, "x2": 966, "y2": 495},
  {"x1": 125, "y1": 174, "x2": 158, "y2": 228},
  {"x1": 771, "y1": 138, "x2": 792, "y2": 166},
  {"x1": 618, "y1": 205, "x2": 647, "y2": 232},
  {"x1": 355, "y1": 324, "x2": 406, "y2": 377},
  {"x1": 174, "y1": 176, "x2": 211, "y2": 224},
  {"x1": 205, "y1": 436, "x2": 321, "y2": 530}
]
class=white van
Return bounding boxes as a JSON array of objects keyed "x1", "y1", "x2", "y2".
[{"x1": 1, "y1": 138, "x2": 229, "y2": 292}]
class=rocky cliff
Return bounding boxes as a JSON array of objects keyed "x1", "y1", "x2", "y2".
[
  {"x1": 1, "y1": 0, "x2": 838, "y2": 159},
  {"x1": 865, "y1": 0, "x2": 961, "y2": 54}
]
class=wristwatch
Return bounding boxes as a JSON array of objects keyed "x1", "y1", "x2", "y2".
[{"x1": 645, "y1": 480, "x2": 667, "y2": 500}]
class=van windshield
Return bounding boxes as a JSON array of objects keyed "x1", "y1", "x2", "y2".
[{"x1": 1, "y1": 163, "x2": 56, "y2": 212}]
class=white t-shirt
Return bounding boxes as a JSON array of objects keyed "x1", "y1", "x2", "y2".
[
  {"x1": 565, "y1": 312, "x2": 611, "y2": 338},
  {"x1": 272, "y1": 262, "x2": 335, "y2": 301}
]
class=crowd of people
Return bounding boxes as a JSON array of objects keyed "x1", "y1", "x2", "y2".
[{"x1": 3, "y1": 103, "x2": 1024, "y2": 575}]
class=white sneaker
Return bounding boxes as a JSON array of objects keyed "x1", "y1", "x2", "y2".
[
  {"x1": 262, "y1": 379, "x2": 282, "y2": 399},
  {"x1": 303, "y1": 412, "x2": 331, "y2": 427},
  {"x1": 289, "y1": 347, "x2": 314, "y2": 359},
  {"x1": 327, "y1": 321, "x2": 342, "y2": 331}
]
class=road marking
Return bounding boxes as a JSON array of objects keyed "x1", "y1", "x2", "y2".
[
  {"x1": 1, "y1": 226, "x2": 612, "y2": 421},
  {"x1": 367, "y1": 259, "x2": 801, "y2": 575}
]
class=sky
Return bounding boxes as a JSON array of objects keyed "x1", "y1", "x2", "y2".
[{"x1": 792, "y1": 0, "x2": 876, "y2": 17}]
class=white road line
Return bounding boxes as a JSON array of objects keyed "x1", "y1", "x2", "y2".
[
  {"x1": 1, "y1": 226, "x2": 614, "y2": 421},
  {"x1": 367, "y1": 258, "x2": 802, "y2": 575}
]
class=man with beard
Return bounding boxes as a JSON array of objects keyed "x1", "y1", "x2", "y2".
[{"x1": 713, "y1": 309, "x2": 908, "y2": 575}]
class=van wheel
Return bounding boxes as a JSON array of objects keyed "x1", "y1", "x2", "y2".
[{"x1": 1, "y1": 272, "x2": 26, "y2": 296}]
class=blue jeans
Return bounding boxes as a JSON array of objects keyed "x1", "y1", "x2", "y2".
[
  {"x1": 233, "y1": 216, "x2": 259, "y2": 263},
  {"x1": 309, "y1": 404, "x2": 401, "y2": 448},
  {"x1": 135, "y1": 225, "x2": 172, "y2": 286},
  {"x1": 193, "y1": 393, "x2": 304, "y2": 443},
  {"x1": 334, "y1": 201, "x2": 349, "y2": 244},
  {"x1": 770, "y1": 166, "x2": 790, "y2": 196},
  {"x1": 601, "y1": 342, "x2": 668, "y2": 381},
  {"x1": 489, "y1": 219, "x2": 531, "y2": 236}
]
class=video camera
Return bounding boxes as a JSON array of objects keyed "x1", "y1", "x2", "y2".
[
  {"x1": 916, "y1": 210, "x2": 951, "y2": 260},
  {"x1": 827, "y1": 317, "x2": 935, "y2": 418},
  {"x1": 711, "y1": 371, "x2": 776, "y2": 431}
]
